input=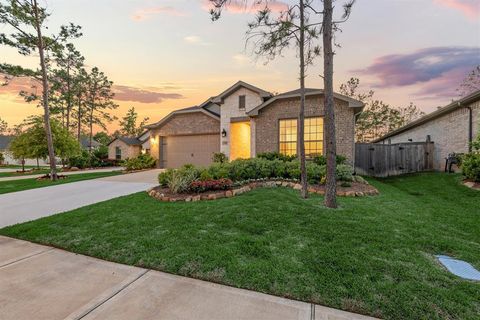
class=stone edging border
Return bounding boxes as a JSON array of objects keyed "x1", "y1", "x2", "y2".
[
  {"x1": 147, "y1": 180, "x2": 380, "y2": 203},
  {"x1": 463, "y1": 180, "x2": 480, "y2": 190}
]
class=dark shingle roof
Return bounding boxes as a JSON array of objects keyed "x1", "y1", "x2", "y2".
[
  {"x1": 0, "y1": 135, "x2": 13, "y2": 150},
  {"x1": 80, "y1": 137, "x2": 101, "y2": 149},
  {"x1": 116, "y1": 136, "x2": 143, "y2": 146}
]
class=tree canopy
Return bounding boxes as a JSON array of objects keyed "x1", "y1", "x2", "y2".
[{"x1": 119, "y1": 107, "x2": 149, "y2": 137}]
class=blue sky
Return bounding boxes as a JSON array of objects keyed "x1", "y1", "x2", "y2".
[{"x1": 0, "y1": 0, "x2": 479, "y2": 131}]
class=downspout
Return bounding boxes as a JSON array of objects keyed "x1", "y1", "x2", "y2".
[
  {"x1": 465, "y1": 105, "x2": 473, "y2": 152},
  {"x1": 353, "y1": 109, "x2": 363, "y2": 173}
]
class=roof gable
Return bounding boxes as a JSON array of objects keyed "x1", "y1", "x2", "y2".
[
  {"x1": 145, "y1": 106, "x2": 220, "y2": 130},
  {"x1": 211, "y1": 81, "x2": 272, "y2": 104},
  {"x1": 247, "y1": 89, "x2": 365, "y2": 116}
]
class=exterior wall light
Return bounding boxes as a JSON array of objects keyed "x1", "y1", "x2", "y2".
[{"x1": 222, "y1": 129, "x2": 227, "y2": 138}]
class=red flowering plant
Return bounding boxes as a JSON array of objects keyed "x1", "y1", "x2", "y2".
[{"x1": 188, "y1": 178, "x2": 233, "y2": 193}]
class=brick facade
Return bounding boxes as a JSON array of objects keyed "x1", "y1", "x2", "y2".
[
  {"x1": 107, "y1": 140, "x2": 141, "y2": 160},
  {"x1": 253, "y1": 95, "x2": 356, "y2": 162},
  {"x1": 149, "y1": 111, "x2": 220, "y2": 163},
  {"x1": 380, "y1": 100, "x2": 479, "y2": 171}
]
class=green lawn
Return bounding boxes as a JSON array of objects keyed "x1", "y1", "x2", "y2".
[
  {"x1": 0, "y1": 169, "x2": 51, "y2": 178},
  {"x1": 0, "y1": 171, "x2": 122, "y2": 194},
  {"x1": 1, "y1": 173, "x2": 479, "y2": 319}
]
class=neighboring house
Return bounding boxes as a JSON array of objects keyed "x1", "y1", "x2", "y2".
[
  {"x1": 0, "y1": 135, "x2": 50, "y2": 166},
  {"x1": 80, "y1": 137, "x2": 101, "y2": 150},
  {"x1": 374, "y1": 90, "x2": 480, "y2": 171},
  {"x1": 107, "y1": 131, "x2": 150, "y2": 160},
  {"x1": 139, "y1": 81, "x2": 364, "y2": 169}
]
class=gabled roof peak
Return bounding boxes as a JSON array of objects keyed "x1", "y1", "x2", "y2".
[{"x1": 211, "y1": 80, "x2": 272, "y2": 104}]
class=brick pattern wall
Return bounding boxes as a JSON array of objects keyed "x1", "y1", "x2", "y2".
[
  {"x1": 220, "y1": 87, "x2": 264, "y2": 157},
  {"x1": 108, "y1": 140, "x2": 141, "y2": 160},
  {"x1": 149, "y1": 112, "x2": 220, "y2": 162},
  {"x1": 254, "y1": 95, "x2": 356, "y2": 162},
  {"x1": 382, "y1": 100, "x2": 480, "y2": 171}
]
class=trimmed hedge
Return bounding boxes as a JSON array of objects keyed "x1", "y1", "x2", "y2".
[
  {"x1": 159, "y1": 157, "x2": 354, "y2": 192},
  {"x1": 123, "y1": 154, "x2": 156, "y2": 171}
]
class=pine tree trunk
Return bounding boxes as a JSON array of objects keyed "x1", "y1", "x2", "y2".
[
  {"x1": 299, "y1": 0, "x2": 308, "y2": 199},
  {"x1": 77, "y1": 96, "x2": 82, "y2": 141},
  {"x1": 33, "y1": 0, "x2": 57, "y2": 181},
  {"x1": 66, "y1": 62, "x2": 71, "y2": 131},
  {"x1": 323, "y1": 0, "x2": 337, "y2": 208}
]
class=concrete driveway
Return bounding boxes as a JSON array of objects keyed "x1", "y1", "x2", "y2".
[
  {"x1": 0, "y1": 236, "x2": 377, "y2": 320},
  {"x1": 0, "y1": 170, "x2": 161, "y2": 228}
]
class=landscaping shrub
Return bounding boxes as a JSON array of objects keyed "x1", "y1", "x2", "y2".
[
  {"x1": 68, "y1": 150, "x2": 92, "y2": 169},
  {"x1": 212, "y1": 152, "x2": 228, "y2": 163},
  {"x1": 123, "y1": 154, "x2": 156, "y2": 171},
  {"x1": 461, "y1": 153, "x2": 480, "y2": 182},
  {"x1": 158, "y1": 169, "x2": 174, "y2": 187},
  {"x1": 158, "y1": 157, "x2": 355, "y2": 193},
  {"x1": 336, "y1": 164, "x2": 354, "y2": 182},
  {"x1": 257, "y1": 152, "x2": 296, "y2": 162},
  {"x1": 189, "y1": 178, "x2": 233, "y2": 193},
  {"x1": 313, "y1": 154, "x2": 347, "y2": 166},
  {"x1": 0, "y1": 152, "x2": 4, "y2": 165}
]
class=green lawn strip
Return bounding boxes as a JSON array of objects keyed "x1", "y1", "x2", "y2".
[
  {"x1": 1, "y1": 173, "x2": 479, "y2": 319},
  {"x1": 0, "y1": 171, "x2": 123, "y2": 194},
  {"x1": 0, "y1": 169, "x2": 51, "y2": 178}
]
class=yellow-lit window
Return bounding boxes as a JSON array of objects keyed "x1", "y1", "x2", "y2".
[
  {"x1": 304, "y1": 117, "x2": 323, "y2": 157},
  {"x1": 279, "y1": 117, "x2": 323, "y2": 157},
  {"x1": 279, "y1": 119, "x2": 297, "y2": 156}
]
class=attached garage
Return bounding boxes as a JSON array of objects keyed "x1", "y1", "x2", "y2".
[
  {"x1": 161, "y1": 134, "x2": 220, "y2": 168},
  {"x1": 147, "y1": 106, "x2": 221, "y2": 169}
]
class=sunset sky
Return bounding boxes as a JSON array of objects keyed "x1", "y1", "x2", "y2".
[{"x1": 1, "y1": 0, "x2": 479, "y2": 133}]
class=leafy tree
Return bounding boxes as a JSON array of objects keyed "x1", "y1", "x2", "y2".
[
  {"x1": 84, "y1": 67, "x2": 118, "y2": 152},
  {"x1": 93, "y1": 131, "x2": 111, "y2": 146},
  {"x1": 9, "y1": 131, "x2": 31, "y2": 171},
  {"x1": 457, "y1": 65, "x2": 480, "y2": 98},
  {"x1": 119, "y1": 107, "x2": 149, "y2": 137},
  {"x1": 340, "y1": 77, "x2": 424, "y2": 142},
  {"x1": 0, "y1": 117, "x2": 7, "y2": 134},
  {"x1": 0, "y1": 0, "x2": 81, "y2": 180}
]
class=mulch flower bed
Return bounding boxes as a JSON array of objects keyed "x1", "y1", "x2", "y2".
[{"x1": 148, "y1": 179, "x2": 379, "y2": 202}]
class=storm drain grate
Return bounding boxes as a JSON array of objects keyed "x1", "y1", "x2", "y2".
[{"x1": 436, "y1": 255, "x2": 480, "y2": 281}]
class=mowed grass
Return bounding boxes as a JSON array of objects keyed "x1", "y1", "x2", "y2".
[
  {"x1": 0, "y1": 169, "x2": 50, "y2": 178},
  {"x1": 0, "y1": 171, "x2": 122, "y2": 194},
  {"x1": 1, "y1": 173, "x2": 479, "y2": 319}
]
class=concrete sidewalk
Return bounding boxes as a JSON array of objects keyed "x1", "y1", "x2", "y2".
[
  {"x1": 0, "y1": 236, "x2": 379, "y2": 320},
  {"x1": 0, "y1": 167, "x2": 124, "y2": 182},
  {"x1": 0, "y1": 170, "x2": 161, "y2": 228}
]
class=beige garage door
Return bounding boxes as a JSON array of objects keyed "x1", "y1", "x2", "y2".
[{"x1": 164, "y1": 134, "x2": 220, "y2": 168}]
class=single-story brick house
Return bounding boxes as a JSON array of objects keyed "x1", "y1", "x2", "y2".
[
  {"x1": 374, "y1": 90, "x2": 480, "y2": 171},
  {"x1": 112, "y1": 81, "x2": 364, "y2": 168},
  {"x1": 107, "y1": 131, "x2": 150, "y2": 160}
]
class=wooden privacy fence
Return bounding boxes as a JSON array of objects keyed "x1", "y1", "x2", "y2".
[{"x1": 355, "y1": 140, "x2": 434, "y2": 177}]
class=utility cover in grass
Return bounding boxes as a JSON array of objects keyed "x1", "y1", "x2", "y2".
[{"x1": 436, "y1": 255, "x2": 480, "y2": 281}]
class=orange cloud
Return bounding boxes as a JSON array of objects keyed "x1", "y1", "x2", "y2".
[
  {"x1": 434, "y1": 0, "x2": 479, "y2": 20},
  {"x1": 113, "y1": 85, "x2": 184, "y2": 104},
  {"x1": 131, "y1": 6, "x2": 186, "y2": 21},
  {"x1": 202, "y1": 0, "x2": 289, "y2": 15}
]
